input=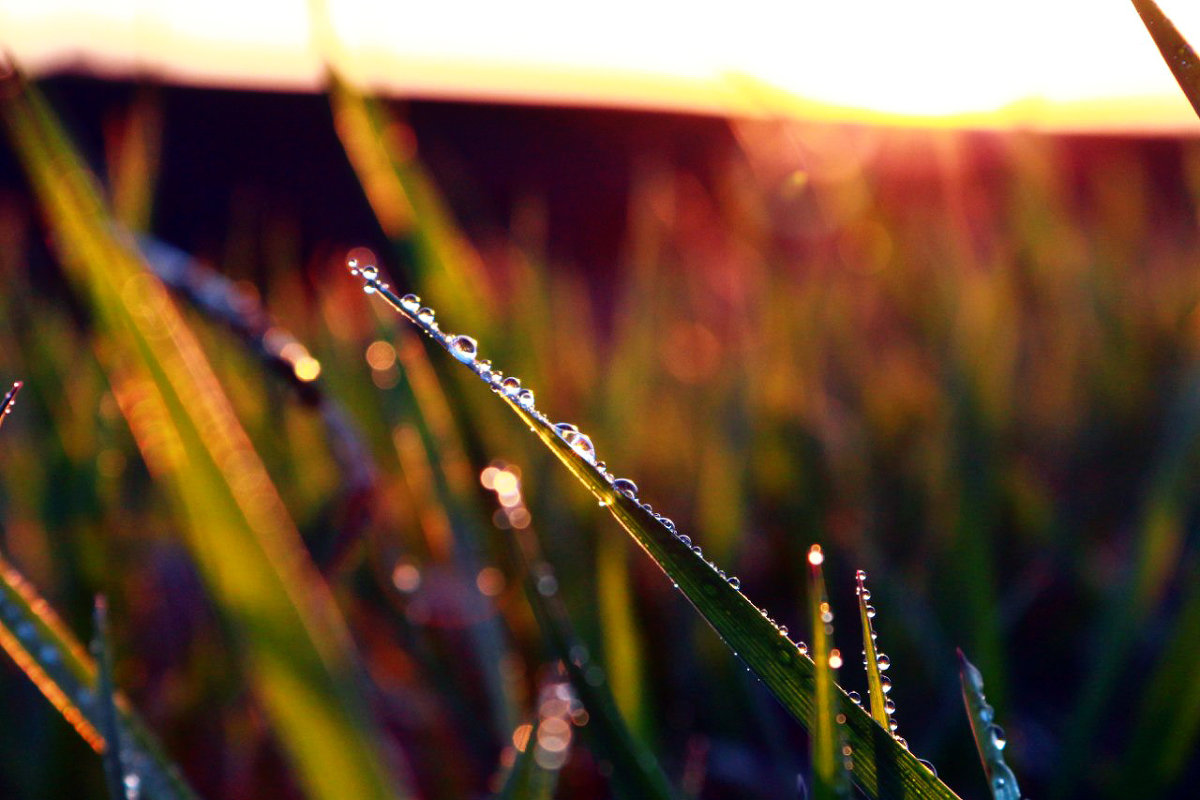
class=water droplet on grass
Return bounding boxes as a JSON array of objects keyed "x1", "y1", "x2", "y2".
[
  {"x1": 449, "y1": 335, "x2": 478, "y2": 363},
  {"x1": 989, "y1": 724, "x2": 1007, "y2": 750},
  {"x1": 417, "y1": 307, "x2": 435, "y2": 323},
  {"x1": 516, "y1": 388, "x2": 535, "y2": 408},
  {"x1": 400, "y1": 293, "x2": 420, "y2": 312},
  {"x1": 876, "y1": 653, "x2": 890, "y2": 670},
  {"x1": 612, "y1": 478, "x2": 638, "y2": 497}
]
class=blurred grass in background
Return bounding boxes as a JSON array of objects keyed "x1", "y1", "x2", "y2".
[{"x1": 3, "y1": 71, "x2": 1200, "y2": 799}]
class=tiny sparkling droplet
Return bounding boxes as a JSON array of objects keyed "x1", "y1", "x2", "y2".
[
  {"x1": 848, "y1": 691, "x2": 862, "y2": 704},
  {"x1": 989, "y1": 724, "x2": 1007, "y2": 750},
  {"x1": 884, "y1": 699, "x2": 896, "y2": 714},
  {"x1": 501, "y1": 376, "x2": 521, "y2": 397},
  {"x1": 728, "y1": 576, "x2": 741, "y2": 590},
  {"x1": 516, "y1": 388, "x2": 535, "y2": 408},
  {"x1": 449, "y1": 335, "x2": 478, "y2": 364},
  {"x1": 876, "y1": 653, "x2": 891, "y2": 671},
  {"x1": 612, "y1": 478, "x2": 638, "y2": 498},
  {"x1": 400, "y1": 293, "x2": 420, "y2": 312},
  {"x1": 866, "y1": 604, "x2": 876, "y2": 618},
  {"x1": 678, "y1": 535, "x2": 692, "y2": 547}
]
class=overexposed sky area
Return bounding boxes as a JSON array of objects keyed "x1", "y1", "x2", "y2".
[{"x1": 4, "y1": 0, "x2": 1200, "y2": 130}]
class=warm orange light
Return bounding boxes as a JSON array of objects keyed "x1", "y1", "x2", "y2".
[{"x1": 3, "y1": 0, "x2": 1200, "y2": 131}]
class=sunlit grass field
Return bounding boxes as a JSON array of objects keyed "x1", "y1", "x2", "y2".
[{"x1": 3, "y1": 61, "x2": 1200, "y2": 799}]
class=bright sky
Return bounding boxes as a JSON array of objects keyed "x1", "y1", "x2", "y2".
[{"x1": 3, "y1": 0, "x2": 1199, "y2": 131}]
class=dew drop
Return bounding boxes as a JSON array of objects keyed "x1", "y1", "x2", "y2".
[
  {"x1": 417, "y1": 306, "x2": 436, "y2": 324},
  {"x1": 797, "y1": 641, "x2": 808, "y2": 655},
  {"x1": 361, "y1": 264, "x2": 379, "y2": 280},
  {"x1": 501, "y1": 376, "x2": 522, "y2": 397},
  {"x1": 553, "y1": 422, "x2": 578, "y2": 436},
  {"x1": 880, "y1": 675, "x2": 892, "y2": 694},
  {"x1": 865, "y1": 604, "x2": 876, "y2": 618},
  {"x1": 888, "y1": 718, "x2": 899, "y2": 732},
  {"x1": 449, "y1": 335, "x2": 478, "y2": 364},
  {"x1": 728, "y1": 576, "x2": 741, "y2": 590},
  {"x1": 884, "y1": 698, "x2": 896, "y2": 714},
  {"x1": 848, "y1": 691, "x2": 862, "y2": 705},
  {"x1": 876, "y1": 653, "x2": 891, "y2": 671},
  {"x1": 400, "y1": 293, "x2": 420, "y2": 312},
  {"x1": 989, "y1": 724, "x2": 1007, "y2": 750},
  {"x1": 564, "y1": 430, "x2": 596, "y2": 463},
  {"x1": 612, "y1": 478, "x2": 638, "y2": 498},
  {"x1": 347, "y1": 257, "x2": 360, "y2": 275},
  {"x1": 778, "y1": 626, "x2": 789, "y2": 637},
  {"x1": 918, "y1": 759, "x2": 938, "y2": 777},
  {"x1": 659, "y1": 517, "x2": 676, "y2": 532},
  {"x1": 678, "y1": 535, "x2": 692, "y2": 547},
  {"x1": 516, "y1": 388, "x2": 535, "y2": 408}
]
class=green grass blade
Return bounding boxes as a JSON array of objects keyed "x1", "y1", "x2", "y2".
[
  {"x1": 957, "y1": 650, "x2": 1019, "y2": 800},
  {"x1": 1117, "y1": 564, "x2": 1200, "y2": 796},
  {"x1": 350, "y1": 261, "x2": 961, "y2": 800},
  {"x1": 0, "y1": 380, "x2": 22, "y2": 432},
  {"x1": 92, "y1": 596, "x2": 131, "y2": 800},
  {"x1": 1131, "y1": 0, "x2": 1200, "y2": 119},
  {"x1": 807, "y1": 546, "x2": 851, "y2": 800},
  {"x1": 490, "y1": 474, "x2": 676, "y2": 800},
  {"x1": 493, "y1": 720, "x2": 554, "y2": 800},
  {"x1": 0, "y1": 550, "x2": 202, "y2": 800},
  {"x1": 1, "y1": 70, "x2": 407, "y2": 800},
  {"x1": 856, "y1": 571, "x2": 897, "y2": 736}
]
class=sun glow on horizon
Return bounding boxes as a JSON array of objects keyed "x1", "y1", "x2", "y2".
[{"x1": 3, "y1": 0, "x2": 1200, "y2": 131}]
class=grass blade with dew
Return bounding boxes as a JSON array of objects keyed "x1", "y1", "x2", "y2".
[
  {"x1": 0, "y1": 549, "x2": 202, "y2": 800},
  {"x1": 1131, "y1": 0, "x2": 1200, "y2": 119},
  {"x1": 348, "y1": 258, "x2": 962, "y2": 800},
  {"x1": 957, "y1": 650, "x2": 1020, "y2": 800},
  {"x1": 483, "y1": 465, "x2": 678, "y2": 800},
  {"x1": 856, "y1": 570, "x2": 900, "y2": 741},
  {"x1": 493, "y1": 719, "x2": 558, "y2": 800},
  {"x1": 0, "y1": 66, "x2": 409, "y2": 800},
  {"x1": 807, "y1": 546, "x2": 851, "y2": 800},
  {"x1": 93, "y1": 596, "x2": 133, "y2": 800},
  {"x1": 0, "y1": 380, "x2": 22, "y2": 432}
]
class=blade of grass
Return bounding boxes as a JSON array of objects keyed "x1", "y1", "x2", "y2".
[
  {"x1": 490, "y1": 469, "x2": 676, "y2": 800},
  {"x1": 1131, "y1": 0, "x2": 1200, "y2": 119},
  {"x1": 856, "y1": 571, "x2": 897, "y2": 737},
  {"x1": 957, "y1": 650, "x2": 1019, "y2": 800},
  {"x1": 807, "y1": 545, "x2": 851, "y2": 800},
  {"x1": 1, "y1": 68, "x2": 408, "y2": 800},
  {"x1": 0, "y1": 548, "x2": 201, "y2": 800},
  {"x1": 1116, "y1": 560, "x2": 1200, "y2": 796},
  {"x1": 493, "y1": 720, "x2": 558, "y2": 800},
  {"x1": 351, "y1": 263, "x2": 962, "y2": 800},
  {"x1": 92, "y1": 596, "x2": 132, "y2": 800},
  {"x1": 0, "y1": 380, "x2": 22, "y2": 432}
]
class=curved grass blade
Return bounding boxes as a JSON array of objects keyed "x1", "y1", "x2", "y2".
[
  {"x1": 807, "y1": 546, "x2": 851, "y2": 800},
  {"x1": 1, "y1": 68, "x2": 408, "y2": 800},
  {"x1": 350, "y1": 261, "x2": 962, "y2": 800},
  {"x1": 0, "y1": 550, "x2": 201, "y2": 800},
  {"x1": 93, "y1": 596, "x2": 132, "y2": 800},
  {"x1": 1131, "y1": 0, "x2": 1200, "y2": 119},
  {"x1": 1117, "y1": 563, "x2": 1200, "y2": 795},
  {"x1": 0, "y1": 380, "x2": 22, "y2": 432},
  {"x1": 487, "y1": 469, "x2": 676, "y2": 800},
  {"x1": 957, "y1": 650, "x2": 1019, "y2": 800},
  {"x1": 856, "y1": 570, "x2": 898, "y2": 737}
]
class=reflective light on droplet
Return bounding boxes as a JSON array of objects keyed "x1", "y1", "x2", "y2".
[
  {"x1": 612, "y1": 478, "x2": 638, "y2": 498},
  {"x1": 876, "y1": 653, "x2": 891, "y2": 670},
  {"x1": 808, "y1": 545, "x2": 824, "y2": 566},
  {"x1": 564, "y1": 431, "x2": 595, "y2": 463},
  {"x1": 517, "y1": 388, "x2": 535, "y2": 408},
  {"x1": 501, "y1": 377, "x2": 521, "y2": 397},
  {"x1": 829, "y1": 649, "x2": 843, "y2": 669},
  {"x1": 989, "y1": 724, "x2": 1007, "y2": 750},
  {"x1": 400, "y1": 293, "x2": 420, "y2": 312},
  {"x1": 449, "y1": 335, "x2": 478, "y2": 364}
]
